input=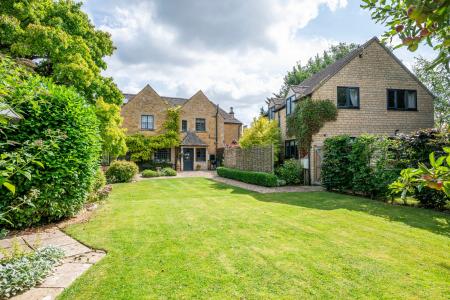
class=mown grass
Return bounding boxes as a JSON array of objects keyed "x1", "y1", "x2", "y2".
[{"x1": 60, "y1": 178, "x2": 449, "y2": 299}]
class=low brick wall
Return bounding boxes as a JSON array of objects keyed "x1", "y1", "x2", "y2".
[{"x1": 223, "y1": 146, "x2": 274, "y2": 173}]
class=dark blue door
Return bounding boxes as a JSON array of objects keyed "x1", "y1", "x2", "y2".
[{"x1": 183, "y1": 148, "x2": 194, "y2": 171}]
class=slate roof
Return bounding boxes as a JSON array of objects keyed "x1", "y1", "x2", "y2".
[
  {"x1": 181, "y1": 131, "x2": 208, "y2": 146},
  {"x1": 122, "y1": 93, "x2": 242, "y2": 124},
  {"x1": 289, "y1": 36, "x2": 434, "y2": 101}
]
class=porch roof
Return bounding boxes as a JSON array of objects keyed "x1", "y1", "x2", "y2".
[{"x1": 181, "y1": 132, "x2": 208, "y2": 146}]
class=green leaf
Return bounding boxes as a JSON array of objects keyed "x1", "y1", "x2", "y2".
[
  {"x1": 435, "y1": 156, "x2": 445, "y2": 167},
  {"x1": 33, "y1": 160, "x2": 45, "y2": 168},
  {"x1": 429, "y1": 152, "x2": 436, "y2": 166},
  {"x1": 3, "y1": 182, "x2": 15, "y2": 194}
]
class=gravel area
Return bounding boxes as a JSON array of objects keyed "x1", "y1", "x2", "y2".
[{"x1": 211, "y1": 176, "x2": 324, "y2": 193}]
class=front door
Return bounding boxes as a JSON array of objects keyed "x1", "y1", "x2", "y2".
[{"x1": 183, "y1": 148, "x2": 194, "y2": 171}]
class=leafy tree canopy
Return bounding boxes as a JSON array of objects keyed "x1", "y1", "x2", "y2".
[
  {"x1": 413, "y1": 56, "x2": 450, "y2": 130},
  {"x1": 95, "y1": 98, "x2": 128, "y2": 158},
  {"x1": 275, "y1": 43, "x2": 359, "y2": 97},
  {"x1": 361, "y1": 0, "x2": 450, "y2": 69},
  {"x1": 0, "y1": 0, "x2": 122, "y2": 105},
  {"x1": 239, "y1": 116, "x2": 281, "y2": 160}
]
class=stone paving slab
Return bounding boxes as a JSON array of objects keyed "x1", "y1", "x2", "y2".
[
  {"x1": 11, "y1": 288, "x2": 64, "y2": 300},
  {"x1": 58, "y1": 242, "x2": 92, "y2": 257},
  {"x1": 39, "y1": 262, "x2": 92, "y2": 288},
  {"x1": 5, "y1": 228, "x2": 106, "y2": 300}
]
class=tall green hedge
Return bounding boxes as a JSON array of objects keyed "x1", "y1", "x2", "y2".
[
  {"x1": 0, "y1": 57, "x2": 101, "y2": 228},
  {"x1": 321, "y1": 135, "x2": 353, "y2": 192},
  {"x1": 321, "y1": 130, "x2": 449, "y2": 204}
]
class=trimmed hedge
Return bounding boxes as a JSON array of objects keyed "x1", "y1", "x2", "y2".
[
  {"x1": 217, "y1": 167, "x2": 278, "y2": 187},
  {"x1": 0, "y1": 57, "x2": 101, "y2": 228},
  {"x1": 142, "y1": 170, "x2": 160, "y2": 178}
]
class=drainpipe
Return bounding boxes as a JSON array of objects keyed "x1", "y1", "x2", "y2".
[{"x1": 215, "y1": 104, "x2": 219, "y2": 166}]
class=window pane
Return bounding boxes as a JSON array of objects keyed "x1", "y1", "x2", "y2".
[
  {"x1": 387, "y1": 90, "x2": 396, "y2": 108},
  {"x1": 397, "y1": 90, "x2": 405, "y2": 109},
  {"x1": 195, "y1": 118, "x2": 206, "y2": 131},
  {"x1": 182, "y1": 120, "x2": 187, "y2": 132},
  {"x1": 141, "y1": 115, "x2": 154, "y2": 130},
  {"x1": 196, "y1": 148, "x2": 206, "y2": 161},
  {"x1": 349, "y1": 88, "x2": 358, "y2": 107},
  {"x1": 337, "y1": 87, "x2": 347, "y2": 107},
  {"x1": 286, "y1": 98, "x2": 291, "y2": 115},
  {"x1": 154, "y1": 148, "x2": 171, "y2": 162},
  {"x1": 406, "y1": 91, "x2": 417, "y2": 109}
]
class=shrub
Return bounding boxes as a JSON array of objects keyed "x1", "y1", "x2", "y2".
[
  {"x1": 139, "y1": 161, "x2": 173, "y2": 171},
  {"x1": 217, "y1": 167, "x2": 278, "y2": 187},
  {"x1": 276, "y1": 159, "x2": 303, "y2": 185},
  {"x1": 161, "y1": 167, "x2": 177, "y2": 176},
  {"x1": 0, "y1": 246, "x2": 65, "y2": 298},
  {"x1": 142, "y1": 170, "x2": 161, "y2": 178},
  {"x1": 0, "y1": 57, "x2": 101, "y2": 228},
  {"x1": 416, "y1": 188, "x2": 448, "y2": 209},
  {"x1": 349, "y1": 135, "x2": 400, "y2": 198},
  {"x1": 321, "y1": 135, "x2": 353, "y2": 191},
  {"x1": 87, "y1": 169, "x2": 110, "y2": 203},
  {"x1": 389, "y1": 148, "x2": 450, "y2": 209},
  {"x1": 106, "y1": 161, "x2": 139, "y2": 183},
  {"x1": 90, "y1": 169, "x2": 106, "y2": 193}
]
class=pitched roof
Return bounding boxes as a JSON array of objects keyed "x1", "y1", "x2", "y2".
[
  {"x1": 218, "y1": 107, "x2": 242, "y2": 124},
  {"x1": 122, "y1": 90, "x2": 242, "y2": 124},
  {"x1": 290, "y1": 36, "x2": 434, "y2": 100},
  {"x1": 181, "y1": 131, "x2": 208, "y2": 146}
]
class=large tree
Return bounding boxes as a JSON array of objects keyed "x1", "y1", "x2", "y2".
[
  {"x1": 0, "y1": 0, "x2": 122, "y2": 105},
  {"x1": 275, "y1": 43, "x2": 359, "y2": 97},
  {"x1": 0, "y1": 0, "x2": 127, "y2": 156},
  {"x1": 361, "y1": 0, "x2": 450, "y2": 69},
  {"x1": 413, "y1": 57, "x2": 450, "y2": 130}
]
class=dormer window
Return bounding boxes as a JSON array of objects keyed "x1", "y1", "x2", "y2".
[{"x1": 286, "y1": 95, "x2": 296, "y2": 115}]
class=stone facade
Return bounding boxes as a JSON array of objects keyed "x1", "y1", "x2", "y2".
[
  {"x1": 224, "y1": 146, "x2": 274, "y2": 173},
  {"x1": 268, "y1": 38, "x2": 434, "y2": 184},
  {"x1": 121, "y1": 85, "x2": 242, "y2": 171}
]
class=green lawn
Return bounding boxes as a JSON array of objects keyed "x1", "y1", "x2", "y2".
[{"x1": 60, "y1": 178, "x2": 450, "y2": 299}]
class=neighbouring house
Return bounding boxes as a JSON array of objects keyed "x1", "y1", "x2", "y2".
[
  {"x1": 121, "y1": 85, "x2": 242, "y2": 171},
  {"x1": 266, "y1": 37, "x2": 434, "y2": 184}
]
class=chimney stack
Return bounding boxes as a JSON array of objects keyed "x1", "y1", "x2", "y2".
[{"x1": 229, "y1": 107, "x2": 234, "y2": 116}]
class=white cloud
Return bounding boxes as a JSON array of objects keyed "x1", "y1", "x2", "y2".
[{"x1": 84, "y1": 0, "x2": 348, "y2": 124}]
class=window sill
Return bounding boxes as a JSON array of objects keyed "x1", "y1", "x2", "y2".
[
  {"x1": 141, "y1": 129, "x2": 155, "y2": 131},
  {"x1": 337, "y1": 106, "x2": 360, "y2": 109},
  {"x1": 387, "y1": 108, "x2": 418, "y2": 111},
  {"x1": 195, "y1": 130, "x2": 206, "y2": 133}
]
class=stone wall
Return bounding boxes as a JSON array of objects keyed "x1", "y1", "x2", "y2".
[{"x1": 223, "y1": 146, "x2": 273, "y2": 173}]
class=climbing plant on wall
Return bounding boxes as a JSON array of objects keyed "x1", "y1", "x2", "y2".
[
  {"x1": 126, "y1": 106, "x2": 181, "y2": 162},
  {"x1": 287, "y1": 98, "x2": 337, "y2": 152}
]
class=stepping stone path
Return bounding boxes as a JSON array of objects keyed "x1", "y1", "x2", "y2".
[{"x1": 1, "y1": 228, "x2": 105, "y2": 300}]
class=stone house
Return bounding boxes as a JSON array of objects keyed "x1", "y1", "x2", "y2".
[
  {"x1": 266, "y1": 37, "x2": 434, "y2": 184},
  {"x1": 121, "y1": 85, "x2": 242, "y2": 171}
]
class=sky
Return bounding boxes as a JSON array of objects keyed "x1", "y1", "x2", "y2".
[{"x1": 82, "y1": 0, "x2": 437, "y2": 125}]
